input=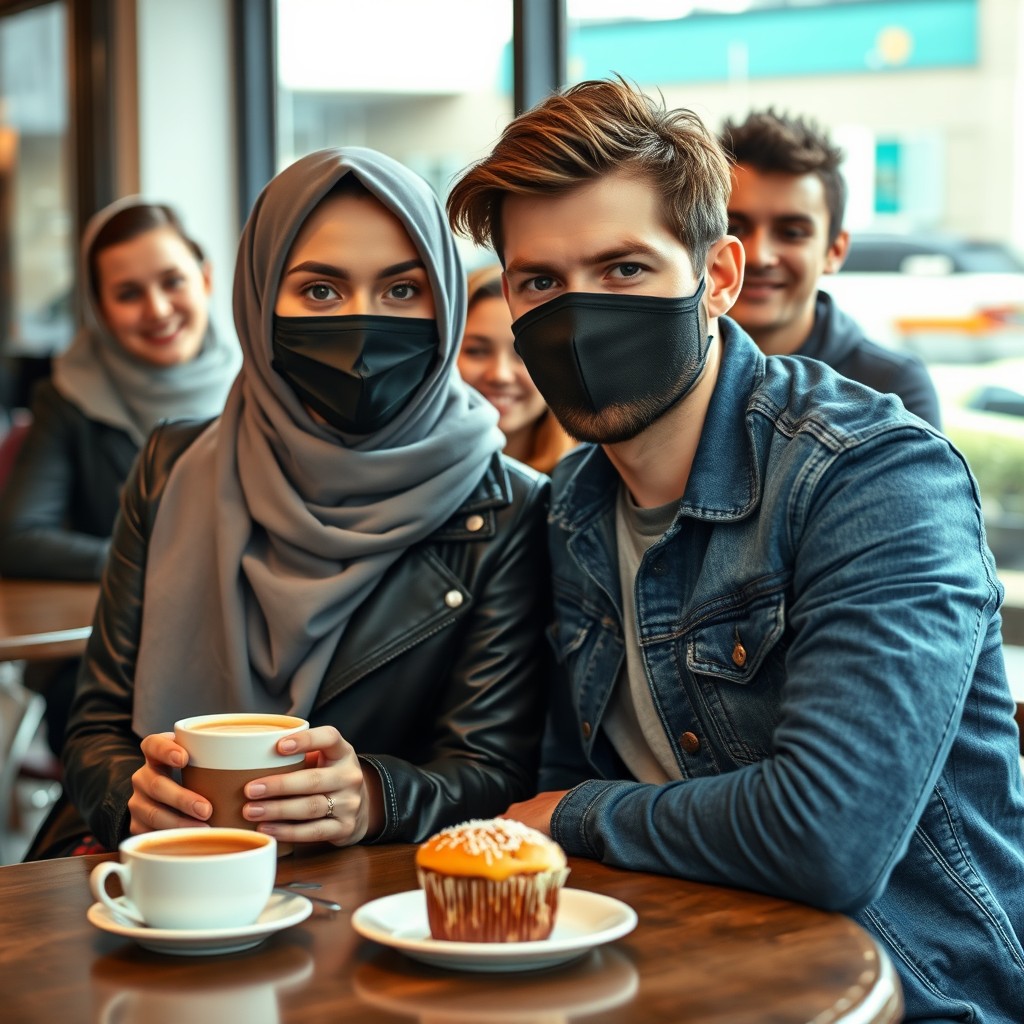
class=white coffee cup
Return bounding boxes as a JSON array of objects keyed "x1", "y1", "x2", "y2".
[
  {"x1": 174, "y1": 713, "x2": 309, "y2": 831},
  {"x1": 89, "y1": 827, "x2": 276, "y2": 930}
]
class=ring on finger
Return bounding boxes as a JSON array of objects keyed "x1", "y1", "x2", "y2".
[{"x1": 324, "y1": 794, "x2": 336, "y2": 819}]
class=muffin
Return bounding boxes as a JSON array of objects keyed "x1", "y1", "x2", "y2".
[{"x1": 416, "y1": 818, "x2": 569, "y2": 942}]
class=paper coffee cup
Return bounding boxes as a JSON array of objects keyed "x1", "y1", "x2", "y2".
[{"x1": 174, "y1": 713, "x2": 309, "y2": 833}]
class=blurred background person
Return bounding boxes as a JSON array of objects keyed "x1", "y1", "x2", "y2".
[
  {"x1": 0, "y1": 197, "x2": 241, "y2": 755},
  {"x1": 720, "y1": 109, "x2": 941, "y2": 428},
  {"x1": 458, "y1": 265, "x2": 575, "y2": 474}
]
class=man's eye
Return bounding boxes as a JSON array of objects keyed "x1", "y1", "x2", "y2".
[
  {"x1": 615, "y1": 263, "x2": 642, "y2": 278},
  {"x1": 527, "y1": 276, "x2": 555, "y2": 292}
]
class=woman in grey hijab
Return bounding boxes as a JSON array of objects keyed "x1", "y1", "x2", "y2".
[
  {"x1": 28, "y1": 148, "x2": 549, "y2": 859},
  {"x1": 0, "y1": 197, "x2": 240, "y2": 756}
]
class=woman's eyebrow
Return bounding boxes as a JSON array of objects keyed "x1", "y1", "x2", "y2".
[
  {"x1": 282, "y1": 258, "x2": 425, "y2": 280},
  {"x1": 283, "y1": 260, "x2": 348, "y2": 279},
  {"x1": 376, "y1": 258, "x2": 425, "y2": 280}
]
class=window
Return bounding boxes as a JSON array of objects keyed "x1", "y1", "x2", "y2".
[
  {"x1": 274, "y1": 0, "x2": 514, "y2": 271},
  {"x1": 0, "y1": 1, "x2": 73, "y2": 405}
]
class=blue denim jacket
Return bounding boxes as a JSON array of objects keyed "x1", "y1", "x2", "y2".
[{"x1": 542, "y1": 319, "x2": 1024, "y2": 1022}]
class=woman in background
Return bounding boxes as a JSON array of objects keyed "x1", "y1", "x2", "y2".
[
  {"x1": 26, "y1": 148, "x2": 547, "y2": 859},
  {"x1": 0, "y1": 198, "x2": 241, "y2": 753},
  {"x1": 458, "y1": 265, "x2": 575, "y2": 474}
]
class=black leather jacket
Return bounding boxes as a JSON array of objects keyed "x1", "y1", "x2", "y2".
[
  {"x1": 0, "y1": 380, "x2": 138, "y2": 580},
  {"x1": 35, "y1": 418, "x2": 550, "y2": 856}
]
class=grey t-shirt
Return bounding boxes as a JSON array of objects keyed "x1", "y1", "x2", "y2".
[{"x1": 603, "y1": 483, "x2": 682, "y2": 784}]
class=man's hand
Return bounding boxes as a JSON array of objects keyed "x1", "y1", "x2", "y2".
[{"x1": 502, "y1": 790, "x2": 569, "y2": 836}]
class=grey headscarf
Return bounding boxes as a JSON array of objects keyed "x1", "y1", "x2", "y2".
[
  {"x1": 51, "y1": 195, "x2": 241, "y2": 447},
  {"x1": 132, "y1": 148, "x2": 503, "y2": 736}
]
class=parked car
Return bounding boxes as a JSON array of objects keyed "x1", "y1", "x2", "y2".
[
  {"x1": 928, "y1": 359, "x2": 1024, "y2": 569},
  {"x1": 820, "y1": 231, "x2": 1024, "y2": 358},
  {"x1": 820, "y1": 232, "x2": 1024, "y2": 570},
  {"x1": 839, "y1": 232, "x2": 1024, "y2": 275}
]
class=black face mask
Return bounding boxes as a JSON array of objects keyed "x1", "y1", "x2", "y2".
[
  {"x1": 272, "y1": 314, "x2": 438, "y2": 434},
  {"x1": 511, "y1": 279, "x2": 711, "y2": 444}
]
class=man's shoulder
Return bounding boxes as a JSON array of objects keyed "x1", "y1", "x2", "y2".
[{"x1": 816, "y1": 292, "x2": 928, "y2": 376}]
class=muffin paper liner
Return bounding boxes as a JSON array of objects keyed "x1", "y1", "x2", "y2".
[{"x1": 418, "y1": 866, "x2": 570, "y2": 942}]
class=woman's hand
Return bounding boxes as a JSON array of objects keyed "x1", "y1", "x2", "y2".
[
  {"x1": 241, "y1": 725, "x2": 383, "y2": 847},
  {"x1": 128, "y1": 732, "x2": 213, "y2": 834}
]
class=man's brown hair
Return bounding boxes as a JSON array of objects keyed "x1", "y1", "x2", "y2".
[
  {"x1": 447, "y1": 76, "x2": 731, "y2": 268},
  {"x1": 719, "y1": 109, "x2": 847, "y2": 245}
]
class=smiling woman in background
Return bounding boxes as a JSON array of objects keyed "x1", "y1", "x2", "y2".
[
  {"x1": 458, "y1": 265, "x2": 575, "y2": 474},
  {"x1": 0, "y1": 198, "x2": 241, "y2": 755}
]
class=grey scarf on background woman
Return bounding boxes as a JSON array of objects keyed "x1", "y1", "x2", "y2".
[
  {"x1": 52, "y1": 195, "x2": 242, "y2": 447},
  {"x1": 132, "y1": 148, "x2": 503, "y2": 736}
]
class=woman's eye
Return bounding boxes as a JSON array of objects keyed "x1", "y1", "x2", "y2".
[
  {"x1": 305, "y1": 282, "x2": 338, "y2": 302},
  {"x1": 388, "y1": 282, "x2": 417, "y2": 300}
]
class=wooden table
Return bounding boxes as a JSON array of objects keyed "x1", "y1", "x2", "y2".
[
  {"x1": 0, "y1": 579, "x2": 99, "y2": 661},
  {"x1": 0, "y1": 844, "x2": 902, "y2": 1023}
]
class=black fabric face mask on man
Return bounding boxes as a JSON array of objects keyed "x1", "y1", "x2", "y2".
[
  {"x1": 511, "y1": 278, "x2": 711, "y2": 444},
  {"x1": 272, "y1": 314, "x2": 438, "y2": 434}
]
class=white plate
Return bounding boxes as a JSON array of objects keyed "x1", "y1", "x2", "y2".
[
  {"x1": 351, "y1": 888, "x2": 637, "y2": 972},
  {"x1": 87, "y1": 891, "x2": 313, "y2": 956}
]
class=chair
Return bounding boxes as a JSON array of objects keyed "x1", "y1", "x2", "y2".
[
  {"x1": 0, "y1": 410, "x2": 31, "y2": 492},
  {"x1": 0, "y1": 667, "x2": 47, "y2": 864}
]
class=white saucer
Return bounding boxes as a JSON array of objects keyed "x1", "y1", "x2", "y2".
[
  {"x1": 351, "y1": 888, "x2": 637, "y2": 973},
  {"x1": 87, "y1": 891, "x2": 313, "y2": 956}
]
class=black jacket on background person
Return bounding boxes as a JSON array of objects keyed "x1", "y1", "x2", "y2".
[
  {"x1": 0, "y1": 379, "x2": 138, "y2": 579},
  {"x1": 26, "y1": 418, "x2": 550, "y2": 859},
  {"x1": 799, "y1": 290, "x2": 942, "y2": 429},
  {"x1": 0, "y1": 380, "x2": 139, "y2": 757}
]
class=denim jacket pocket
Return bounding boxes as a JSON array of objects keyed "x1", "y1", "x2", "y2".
[{"x1": 685, "y1": 592, "x2": 787, "y2": 763}]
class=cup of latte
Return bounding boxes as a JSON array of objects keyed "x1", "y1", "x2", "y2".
[
  {"x1": 89, "y1": 827, "x2": 276, "y2": 930},
  {"x1": 174, "y1": 713, "x2": 310, "y2": 834}
]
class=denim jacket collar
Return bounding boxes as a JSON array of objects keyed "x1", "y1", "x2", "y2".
[{"x1": 549, "y1": 317, "x2": 767, "y2": 532}]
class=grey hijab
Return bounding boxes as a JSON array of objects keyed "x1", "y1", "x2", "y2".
[
  {"x1": 133, "y1": 148, "x2": 503, "y2": 736},
  {"x1": 51, "y1": 195, "x2": 241, "y2": 447}
]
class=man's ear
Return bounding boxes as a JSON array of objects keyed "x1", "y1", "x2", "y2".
[
  {"x1": 201, "y1": 261, "x2": 214, "y2": 295},
  {"x1": 705, "y1": 235, "x2": 745, "y2": 318},
  {"x1": 823, "y1": 228, "x2": 850, "y2": 275}
]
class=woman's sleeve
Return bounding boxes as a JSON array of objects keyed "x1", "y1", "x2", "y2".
[
  {"x1": 60, "y1": 427, "x2": 163, "y2": 850},
  {"x1": 362, "y1": 469, "x2": 552, "y2": 844},
  {"x1": 0, "y1": 383, "x2": 110, "y2": 580}
]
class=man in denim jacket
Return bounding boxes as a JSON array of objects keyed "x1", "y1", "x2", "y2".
[{"x1": 448, "y1": 78, "x2": 1024, "y2": 1022}]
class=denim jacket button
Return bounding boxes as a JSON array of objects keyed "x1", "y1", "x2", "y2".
[
  {"x1": 732, "y1": 641, "x2": 747, "y2": 667},
  {"x1": 680, "y1": 731, "x2": 701, "y2": 754},
  {"x1": 582, "y1": 721, "x2": 592, "y2": 739}
]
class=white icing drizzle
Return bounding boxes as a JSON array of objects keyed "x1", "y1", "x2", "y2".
[{"x1": 428, "y1": 818, "x2": 550, "y2": 865}]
